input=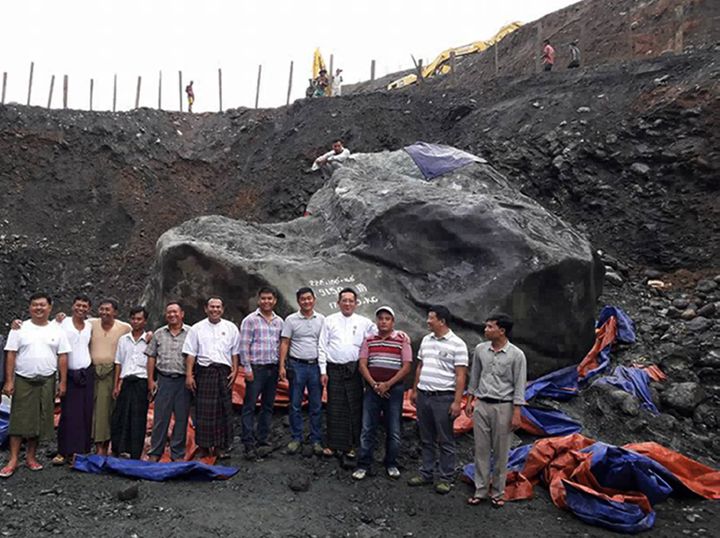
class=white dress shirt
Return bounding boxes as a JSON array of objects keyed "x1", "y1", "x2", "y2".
[
  {"x1": 115, "y1": 332, "x2": 149, "y2": 379},
  {"x1": 318, "y1": 312, "x2": 376, "y2": 375},
  {"x1": 182, "y1": 318, "x2": 240, "y2": 368}
]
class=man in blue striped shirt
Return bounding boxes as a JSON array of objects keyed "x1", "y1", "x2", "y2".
[{"x1": 239, "y1": 287, "x2": 284, "y2": 460}]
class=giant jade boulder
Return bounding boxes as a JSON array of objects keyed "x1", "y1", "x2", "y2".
[{"x1": 143, "y1": 145, "x2": 603, "y2": 377}]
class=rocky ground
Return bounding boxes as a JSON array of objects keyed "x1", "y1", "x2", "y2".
[{"x1": 1, "y1": 3, "x2": 719, "y2": 535}]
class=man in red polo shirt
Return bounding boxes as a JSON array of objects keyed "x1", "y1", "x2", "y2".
[{"x1": 352, "y1": 306, "x2": 412, "y2": 480}]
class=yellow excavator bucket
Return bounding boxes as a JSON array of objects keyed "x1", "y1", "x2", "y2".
[
  {"x1": 387, "y1": 21, "x2": 523, "y2": 90},
  {"x1": 312, "y1": 48, "x2": 327, "y2": 79}
]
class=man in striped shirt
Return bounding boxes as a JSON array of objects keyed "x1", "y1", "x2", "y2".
[
  {"x1": 239, "y1": 286, "x2": 284, "y2": 460},
  {"x1": 408, "y1": 305, "x2": 468, "y2": 494},
  {"x1": 353, "y1": 306, "x2": 412, "y2": 481}
]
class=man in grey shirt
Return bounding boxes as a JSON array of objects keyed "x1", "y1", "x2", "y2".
[
  {"x1": 465, "y1": 313, "x2": 526, "y2": 508},
  {"x1": 279, "y1": 287, "x2": 325, "y2": 456},
  {"x1": 145, "y1": 302, "x2": 191, "y2": 462}
]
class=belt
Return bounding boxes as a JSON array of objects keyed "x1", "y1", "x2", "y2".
[
  {"x1": 478, "y1": 397, "x2": 513, "y2": 404},
  {"x1": 417, "y1": 389, "x2": 455, "y2": 396},
  {"x1": 157, "y1": 370, "x2": 184, "y2": 379},
  {"x1": 251, "y1": 363, "x2": 278, "y2": 369},
  {"x1": 290, "y1": 357, "x2": 318, "y2": 365}
]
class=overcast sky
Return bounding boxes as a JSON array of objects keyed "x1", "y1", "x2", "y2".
[{"x1": 1, "y1": 0, "x2": 576, "y2": 112}]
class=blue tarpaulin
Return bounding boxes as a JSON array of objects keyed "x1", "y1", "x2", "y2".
[
  {"x1": 594, "y1": 366, "x2": 659, "y2": 414},
  {"x1": 404, "y1": 142, "x2": 485, "y2": 180},
  {"x1": 73, "y1": 455, "x2": 239, "y2": 481},
  {"x1": 0, "y1": 400, "x2": 9, "y2": 448}
]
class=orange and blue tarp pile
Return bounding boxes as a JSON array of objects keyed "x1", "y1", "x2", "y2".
[
  {"x1": 520, "y1": 306, "x2": 638, "y2": 436},
  {"x1": 73, "y1": 454, "x2": 239, "y2": 481},
  {"x1": 464, "y1": 433, "x2": 720, "y2": 533}
]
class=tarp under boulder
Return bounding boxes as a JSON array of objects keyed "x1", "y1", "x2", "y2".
[{"x1": 143, "y1": 144, "x2": 603, "y2": 376}]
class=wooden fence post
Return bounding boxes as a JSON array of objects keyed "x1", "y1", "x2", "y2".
[
  {"x1": 255, "y1": 64, "x2": 262, "y2": 109},
  {"x1": 113, "y1": 74, "x2": 117, "y2": 112},
  {"x1": 158, "y1": 70, "x2": 162, "y2": 110},
  {"x1": 218, "y1": 68, "x2": 223, "y2": 112},
  {"x1": 178, "y1": 71, "x2": 183, "y2": 111},
  {"x1": 329, "y1": 53, "x2": 334, "y2": 85},
  {"x1": 135, "y1": 76, "x2": 141, "y2": 108},
  {"x1": 89, "y1": 78, "x2": 94, "y2": 111},
  {"x1": 286, "y1": 60, "x2": 294, "y2": 106},
  {"x1": 370, "y1": 59, "x2": 376, "y2": 81},
  {"x1": 47, "y1": 75, "x2": 55, "y2": 108},
  {"x1": 449, "y1": 51, "x2": 456, "y2": 79},
  {"x1": 1, "y1": 72, "x2": 6, "y2": 104},
  {"x1": 63, "y1": 75, "x2": 68, "y2": 109},
  {"x1": 27, "y1": 61, "x2": 34, "y2": 105},
  {"x1": 417, "y1": 59, "x2": 424, "y2": 84}
]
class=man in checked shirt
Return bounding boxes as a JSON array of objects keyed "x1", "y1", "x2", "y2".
[{"x1": 239, "y1": 287, "x2": 284, "y2": 460}]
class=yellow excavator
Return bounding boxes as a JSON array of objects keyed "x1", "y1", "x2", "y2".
[{"x1": 387, "y1": 21, "x2": 523, "y2": 90}]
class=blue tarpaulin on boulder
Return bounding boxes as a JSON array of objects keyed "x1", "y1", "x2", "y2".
[
  {"x1": 73, "y1": 455, "x2": 239, "y2": 481},
  {"x1": 404, "y1": 142, "x2": 485, "y2": 179}
]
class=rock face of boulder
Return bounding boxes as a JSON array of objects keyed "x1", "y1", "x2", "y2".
[{"x1": 143, "y1": 147, "x2": 603, "y2": 377}]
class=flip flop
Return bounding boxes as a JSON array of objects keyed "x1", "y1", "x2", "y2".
[
  {"x1": 467, "y1": 496, "x2": 485, "y2": 506},
  {"x1": 490, "y1": 497, "x2": 505, "y2": 509},
  {"x1": 0, "y1": 465, "x2": 17, "y2": 478},
  {"x1": 322, "y1": 448, "x2": 335, "y2": 457},
  {"x1": 26, "y1": 461, "x2": 44, "y2": 472}
]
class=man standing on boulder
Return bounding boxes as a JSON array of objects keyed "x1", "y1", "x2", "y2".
[
  {"x1": 111, "y1": 306, "x2": 150, "y2": 459},
  {"x1": 319, "y1": 287, "x2": 376, "y2": 467},
  {"x1": 183, "y1": 297, "x2": 240, "y2": 459},
  {"x1": 312, "y1": 140, "x2": 351, "y2": 180},
  {"x1": 239, "y1": 287, "x2": 283, "y2": 460},
  {"x1": 465, "y1": 313, "x2": 526, "y2": 508},
  {"x1": 89, "y1": 299, "x2": 131, "y2": 456},
  {"x1": 279, "y1": 287, "x2": 325, "y2": 456},
  {"x1": 1, "y1": 292, "x2": 71, "y2": 478},
  {"x1": 54, "y1": 294, "x2": 94, "y2": 465},
  {"x1": 408, "y1": 305, "x2": 468, "y2": 494},
  {"x1": 352, "y1": 306, "x2": 412, "y2": 481},
  {"x1": 542, "y1": 39, "x2": 555, "y2": 71},
  {"x1": 145, "y1": 301, "x2": 191, "y2": 462}
]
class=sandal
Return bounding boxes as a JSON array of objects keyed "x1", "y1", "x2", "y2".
[
  {"x1": 0, "y1": 465, "x2": 17, "y2": 479},
  {"x1": 52, "y1": 455, "x2": 66, "y2": 466},
  {"x1": 322, "y1": 447, "x2": 335, "y2": 457},
  {"x1": 467, "y1": 496, "x2": 485, "y2": 506},
  {"x1": 26, "y1": 461, "x2": 44, "y2": 472},
  {"x1": 490, "y1": 497, "x2": 505, "y2": 509}
]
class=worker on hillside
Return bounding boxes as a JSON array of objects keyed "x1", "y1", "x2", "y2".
[
  {"x1": 568, "y1": 41, "x2": 581, "y2": 69},
  {"x1": 185, "y1": 81, "x2": 195, "y2": 112},
  {"x1": 542, "y1": 39, "x2": 555, "y2": 71},
  {"x1": 312, "y1": 140, "x2": 351, "y2": 179},
  {"x1": 314, "y1": 69, "x2": 329, "y2": 98},
  {"x1": 332, "y1": 69, "x2": 343, "y2": 97}
]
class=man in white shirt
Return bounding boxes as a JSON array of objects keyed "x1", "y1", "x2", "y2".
[
  {"x1": 1, "y1": 292, "x2": 71, "y2": 478},
  {"x1": 408, "y1": 305, "x2": 468, "y2": 495},
  {"x1": 54, "y1": 294, "x2": 94, "y2": 465},
  {"x1": 331, "y1": 68, "x2": 343, "y2": 96},
  {"x1": 319, "y1": 287, "x2": 376, "y2": 465},
  {"x1": 183, "y1": 296, "x2": 240, "y2": 459},
  {"x1": 312, "y1": 140, "x2": 351, "y2": 179},
  {"x1": 110, "y1": 306, "x2": 150, "y2": 460}
]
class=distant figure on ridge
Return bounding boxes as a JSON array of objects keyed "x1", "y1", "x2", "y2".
[
  {"x1": 542, "y1": 39, "x2": 555, "y2": 72},
  {"x1": 314, "y1": 69, "x2": 329, "y2": 97},
  {"x1": 332, "y1": 68, "x2": 343, "y2": 97},
  {"x1": 312, "y1": 140, "x2": 351, "y2": 179},
  {"x1": 568, "y1": 41, "x2": 581, "y2": 69},
  {"x1": 185, "y1": 81, "x2": 195, "y2": 113}
]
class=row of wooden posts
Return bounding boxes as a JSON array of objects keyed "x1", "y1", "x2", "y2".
[{"x1": 0, "y1": 55, "x2": 381, "y2": 112}]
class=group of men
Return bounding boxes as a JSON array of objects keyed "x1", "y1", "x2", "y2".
[
  {"x1": 306, "y1": 68, "x2": 343, "y2": 98},
  {"x1": 1, "y1": 287, "x2": 527, "y2": 507}
]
